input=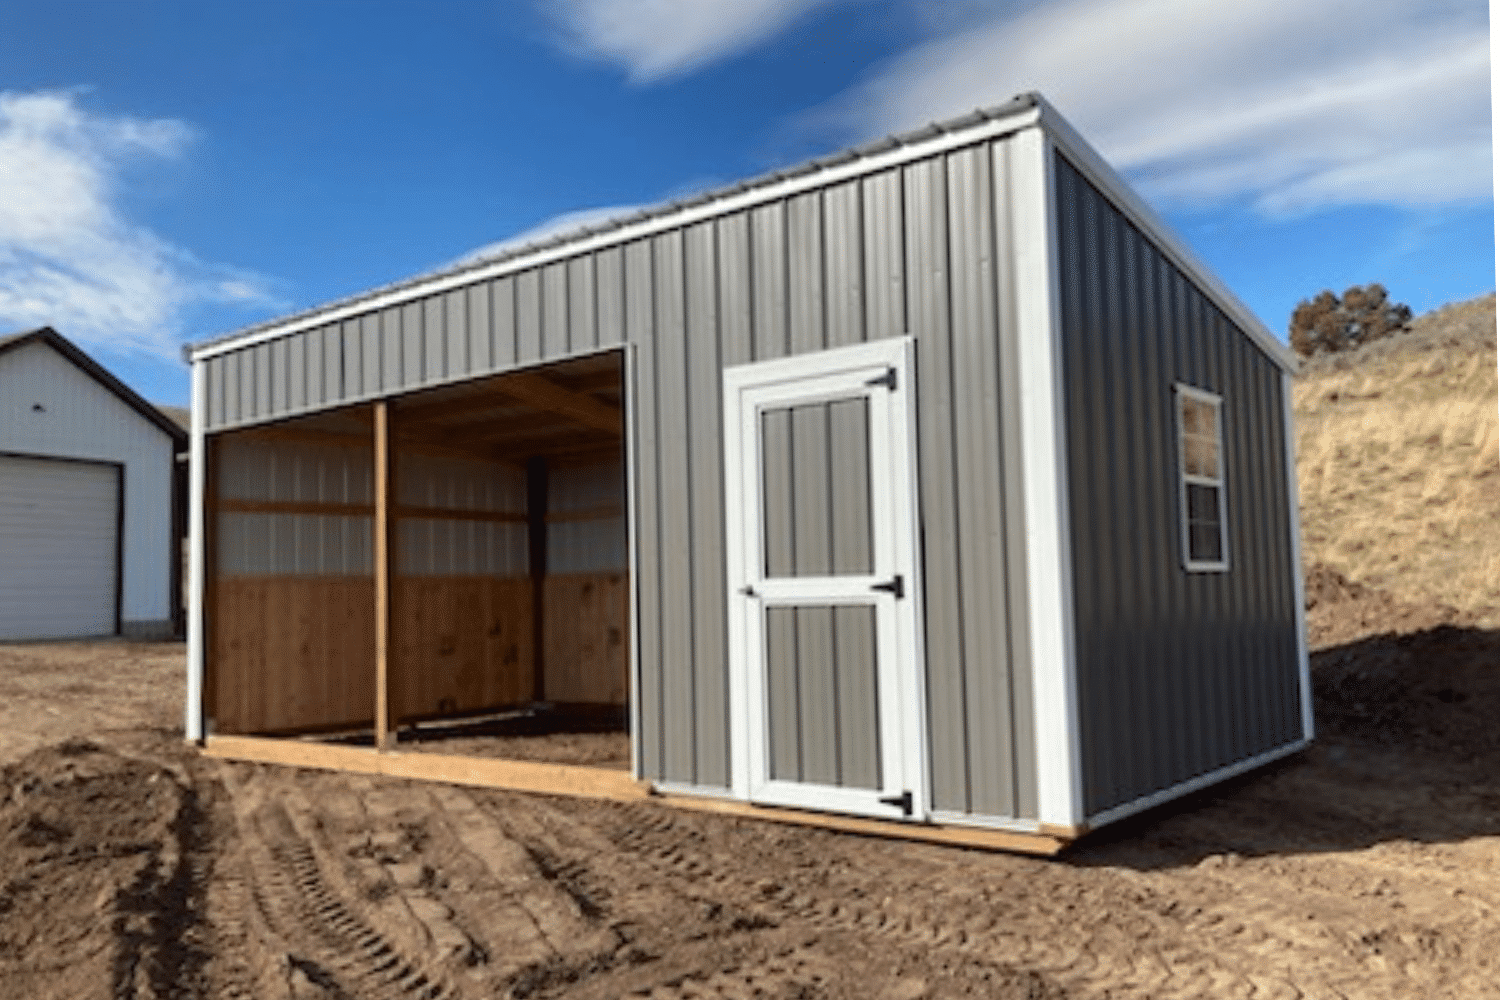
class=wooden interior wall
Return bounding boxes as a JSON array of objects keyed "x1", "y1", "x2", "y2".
[
  {"x1": 391, "y1": 576, "x2": 533, "y2": 720},
  {"x1": 543, "y1": 572, "x2": 630, "y2": 704},
  {"x1": 213, "y1": 577, "x2": 376, "y2": 733}
]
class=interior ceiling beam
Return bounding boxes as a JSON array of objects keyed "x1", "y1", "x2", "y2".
[{"x1": 492, "y1": 372, "x2": 622, "y2": 436}]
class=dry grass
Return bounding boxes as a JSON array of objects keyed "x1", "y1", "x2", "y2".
[{"x1": 1295, "y1": 293, "x2": 1499, "y2": 622}]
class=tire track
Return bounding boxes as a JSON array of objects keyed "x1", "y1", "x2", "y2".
[
  {"x1": 593, "y1": 801, "x2": 1316, "y2": 1000},
  {"x1": 215, "y1": 766, "x2": 465, "y2": 1000}
]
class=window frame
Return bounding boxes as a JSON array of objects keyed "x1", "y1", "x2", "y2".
[{"x1": 1174, "y1": 382, "x2": 1229, "y2": 573}]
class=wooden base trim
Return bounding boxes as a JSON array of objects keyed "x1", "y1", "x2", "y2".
[
  {"x1": 198, "y1": 735, "x2": 1068, "y2": 855},
  {"x1": 653, "y1": 793, "x2": 1070, "y2": 856},
  {"x1": 202, "y1": 735, "x2": 649, "y2": 801}
]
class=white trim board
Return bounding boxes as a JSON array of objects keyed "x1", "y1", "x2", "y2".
[
  {"x1": 1013, "y1": 128, "x2": 1083, "y2": 830},
  {"x1": 1282, "y1": 370, "x2": 1314, "y2": 742}
]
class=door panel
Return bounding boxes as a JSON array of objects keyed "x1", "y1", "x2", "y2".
[{"x1": 724, "y1": 337, "x2": 925, "y2": 820}]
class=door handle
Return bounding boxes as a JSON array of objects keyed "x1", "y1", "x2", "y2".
[
  {"x1": 871, "y1": 575, "x2": 904, "y2": 599},
  {"x1": 740, "y1": 584, "x2": 756, "y2": 597}
]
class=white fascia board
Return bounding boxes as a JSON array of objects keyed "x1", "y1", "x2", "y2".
[
  {"x1": 1013, "y1": 126, "x2": 1084, "y2": 829},
  {"x1": 187, "y1": 107, "x2": 1043, "y2": 364},
  {"x1": 1033, "y1": 96, "x2": 1299, "y2": 375},
  {"x1": 184, "y1": 359, "x2": 207, "y2": 742},
  {"x1": 1282, "y1": 370, "x2": 1314, "y2": 741}
]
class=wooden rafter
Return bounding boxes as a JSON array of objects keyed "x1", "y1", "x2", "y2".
[{"x1": 494, "y1": 372, "x2": 621, "y2": 436}]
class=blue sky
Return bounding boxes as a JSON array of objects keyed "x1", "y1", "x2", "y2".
[{"x1": 0, "y1": 0, "x2": 1492, "y2": 406}]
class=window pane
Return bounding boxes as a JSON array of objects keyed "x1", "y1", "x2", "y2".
[
  {"x1": 1181, "y1": 396, "x2": 1210, "y2": 436},
  {"x1": 1189, "y1": 521, "x2": 1223, "y2": 563},
  {"x1": 1184, "y1": 435, "x2": 1218, "y2": 478},
  {"x1": 1187, "y1": 483, "x2": 1219, "y2": 523}
]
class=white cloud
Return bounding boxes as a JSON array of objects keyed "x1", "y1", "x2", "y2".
[
  {"x1": 829, "y1": 0, "x2": 1491, "y2": 214},
  {"x1": 457, "y1": 204, "x2": 648, "y2": 264},
  {"x1": 0, "y1": 90, "x2": 276, "y2": 359},
  {"x1": 548, "y1": 0, "x2": 837, "y2": 82}
]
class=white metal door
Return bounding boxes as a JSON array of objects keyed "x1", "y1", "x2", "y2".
[
  {"x1": 724, "y1": 338, "x2": 926, "y2": 821},
  {"x1": 0, "y1": 454, "x2": 120, "y2": 640}
]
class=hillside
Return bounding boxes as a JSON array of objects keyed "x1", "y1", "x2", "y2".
[{"x1": 1293, "y1": 292, "x2": 1499, "y2": 627}]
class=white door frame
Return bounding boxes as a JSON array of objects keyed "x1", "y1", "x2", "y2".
[{"x1": 723, "y1": 337, "x2": 927, "y2": 821}]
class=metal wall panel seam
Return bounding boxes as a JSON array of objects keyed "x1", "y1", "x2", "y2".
[
  {"x1": 1015, "y1": 127, "x2": 1083, "y2": 829},
  {"x1": 654, "y1": 230, "x2": 696, "y2": 783},
  {"x1": 948, "y1": 142, "x2": 1016, "y2": 817},
  {"x1": 624, "y1": 241, "x2": 665, "y2": 780},
  {"x1": 905, "y1": 153, "x2": 969, "y2": 814},
  {"x1": 687, "y1": 219, "x2": 730, "y2": 787},
  {"x1": 188, "y1": 106, "x2": 1045, "y2": 363},
  {"x1": 185, "y1": 360, "x2": 207, "y2": 741},
  {"x1": 1283, "y1": 369, "x2": 1314, "y2": 741}
]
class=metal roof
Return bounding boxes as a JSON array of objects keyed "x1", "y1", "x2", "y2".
[{"x1": 184, "y1": 91, "x2": 1295, "y2": 373}]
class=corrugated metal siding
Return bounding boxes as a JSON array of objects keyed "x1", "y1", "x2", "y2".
[
  {"x1": 1053, "y1": 153, "x2": 1303, "y2": 819},
  {"x1": 0, "y1": 340, "x2": 175, "y2": 629},
  {"x1": 397, "y1": 454, "x2": 528, "y2": 578},
  {"x1": 549, "y1": 456, "x2": 626, "y2": 574},
  {"x1": 216, "y1": 436, "x2": 374, "y2": 577},
  {"x1": 199, "y1": 134, "x2": 1038, "y2": 820}
]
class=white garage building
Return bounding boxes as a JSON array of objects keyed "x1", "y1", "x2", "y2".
[{"x1": 0, "y1": 327, "x2": 187, "y2": 641}]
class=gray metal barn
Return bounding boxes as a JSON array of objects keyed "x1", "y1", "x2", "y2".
[{"x1": 184, "y1": 93, "x2": 1309, "y2": 850}]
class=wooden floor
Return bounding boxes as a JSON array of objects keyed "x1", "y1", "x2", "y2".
[{"x1": 201, "y1": 735, "x2": 1070, "y2": 856}]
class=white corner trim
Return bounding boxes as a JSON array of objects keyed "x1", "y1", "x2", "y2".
[
  {"x1": 1012, "y1": 127, "x2": 1083, "y2": 829},
  {"x1": 1282, "y1": 371, "x2": 1314, "y2": 741},
  {"x1": 184, "y1": 360, "x2": 207, "y2": 742},
  {"x1": 1033, "y1": 96, "x2": 1297, "y2": 375},
  {"x1": 1085, "y1": 737, "x2": 1310, "y2": 830},
  {"x1": 622, "y1": 343, "x2": 645, "y2": 781}
]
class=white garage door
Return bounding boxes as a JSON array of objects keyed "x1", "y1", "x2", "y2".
[{"x1": 0, "y1": 455, "x2": 120, "y2": 640}]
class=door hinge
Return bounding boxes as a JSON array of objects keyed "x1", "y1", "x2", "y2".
[
  {"x1": 879, "y1": 790, "x2": 913, "y2": 815},
  {"x1": 871, "y1": 575, "x2": 904, "y2": 599},
  {"x1": 865, "y1": 367, "x2": 897, "y2": 391}
]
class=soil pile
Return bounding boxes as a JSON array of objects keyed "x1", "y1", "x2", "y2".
[{"x1": 0, "y1": 736, "x2": 212, "y2": 1000}]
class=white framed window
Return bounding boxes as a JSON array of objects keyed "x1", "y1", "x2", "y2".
[{"x1": 1175, "y1": 383, "x2": 1228, "y2": 572}]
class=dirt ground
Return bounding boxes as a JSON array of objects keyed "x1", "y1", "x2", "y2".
[{"x1": 1, "y1": 578, "x2": 1498, "y2": 1000}]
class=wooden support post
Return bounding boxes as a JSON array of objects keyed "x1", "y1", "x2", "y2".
[
  {"x1": 374, "y1": 402, "x2": 395, "y2": 750},
  {"x1": 202, "y1": 436, "x2": 220, "y2": 728},
  {"x1": 527, "y1": 455, "x2": 548, "y2": 703}
]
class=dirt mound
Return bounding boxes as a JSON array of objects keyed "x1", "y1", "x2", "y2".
[
  {"x1": 0, "y1": 735, "x2": 213, "y2": 1000},
  {"x1": 1304, "y1": 561, "x2": 1481, "y2": 649}
]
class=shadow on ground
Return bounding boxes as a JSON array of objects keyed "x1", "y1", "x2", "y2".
[{"x1": 1069, "y1": 624, "x2": 1500, "y2": 870}]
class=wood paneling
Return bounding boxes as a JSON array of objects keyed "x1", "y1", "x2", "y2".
[
  {"x1": 392, "y1": 577, "x2": 534, "y2": 719},
  {"x1": 543, "y1": 572, "x2": 630, "y2": 705},
  {"x1": 212, "y1": 577, "x2": 376, "y2": 734},
  {"x1": 211, "y1": 575, "x2": 534, "y2": 734}
]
